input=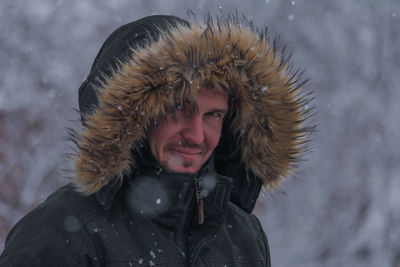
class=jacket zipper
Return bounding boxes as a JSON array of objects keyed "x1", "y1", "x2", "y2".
[{"x1": 194, "y1": 178, "x2": 204, "y2": 224}]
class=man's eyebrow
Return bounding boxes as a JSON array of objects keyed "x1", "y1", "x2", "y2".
[
  {"x1": 209, "y1": 108, "x2": 228, "y2": 114},
  {"x1": 180, "y1": 99, "x2": 228, "y2": 114}
]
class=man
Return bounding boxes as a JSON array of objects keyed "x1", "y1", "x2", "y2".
[{"x1": 0, "y1": 14, "x2": 312, "y2": 266}]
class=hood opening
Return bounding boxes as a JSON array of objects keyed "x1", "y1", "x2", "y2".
[{"x1": 71, "y1": 14, "x2": 314, "y2": 204}]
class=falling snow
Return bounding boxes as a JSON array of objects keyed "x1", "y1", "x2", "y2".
[
  {"x1": 150, "y1": 250, "x2": 156, "y2": 258},
  {"x1": 0, "y1": 1, "x2": 397, "y2": 267}
]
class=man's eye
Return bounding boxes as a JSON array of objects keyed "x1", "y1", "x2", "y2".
[
  {"x1": 175, "y1": 104, "x2": 184, "y2": 110},
  {"x1": 207, "y1": 112, "x2": 222, "y2": 118}
]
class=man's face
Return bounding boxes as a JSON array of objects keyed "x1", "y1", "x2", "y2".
[{"x1": 148, "y1": 87, "x2": 228, "y2": 173}]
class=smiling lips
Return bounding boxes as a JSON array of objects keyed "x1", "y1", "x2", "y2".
[{"x1": 169, "y1": 147, "x2": 203, "y2": 160}]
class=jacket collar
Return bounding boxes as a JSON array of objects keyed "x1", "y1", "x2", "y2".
[
  {"x1": 125, "y1": 159, "x2": 233, "y2": 232},
  {"x1": 93, "y1": 143, "x2": 261, "y2": 215},
  {"x1": 94, "y1": 151, "x2": 233, "y2": 231}
]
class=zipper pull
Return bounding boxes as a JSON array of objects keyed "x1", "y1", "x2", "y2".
[{"x1": 195, "y1": 178, "x2": 204, "y2": 224}]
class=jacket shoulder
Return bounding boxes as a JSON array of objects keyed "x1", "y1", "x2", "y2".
[
  {"x1": 223, "y1": 202, "x2": 271, "y2": 266},
  {"x1": 35, "y1": 183, "x2": 100, "y2": 220},
  {"x1": 0, "y1": 184, "x2": 99, "y2": 266},
  {"x1": 225, "y1": 202, "x2": 266, "y2": 236}
]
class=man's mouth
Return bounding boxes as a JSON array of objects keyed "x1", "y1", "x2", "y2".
[{"x1": 169, "y1": 148, "x2": 202, "y2": 160}]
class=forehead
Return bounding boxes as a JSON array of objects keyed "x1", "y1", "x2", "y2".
[
  {"x1": 196, "y1": 87, "x2": 228, "y2": 108},
  {"x1": 198, "y1": 86, "x2": 227, "y2": 97}
]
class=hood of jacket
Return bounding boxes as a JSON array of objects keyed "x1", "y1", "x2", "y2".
[{"x1": 73, "y1": 14, "x2": 313, "y2": 205}]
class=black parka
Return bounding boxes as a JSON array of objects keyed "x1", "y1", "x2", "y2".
[
  {"x1": 0, "y1": 14, "x2": 312, "y2": 267},
  {"x1": 0, "y1": 160, "x2": 270, "y2": 266}
]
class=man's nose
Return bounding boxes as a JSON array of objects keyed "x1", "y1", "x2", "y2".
[{"x1": 181, "y1": 115, "x2": 205, "y2": 145}]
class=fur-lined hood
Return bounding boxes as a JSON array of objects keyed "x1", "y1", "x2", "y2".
[{"x1": 73, "y1": 15, "x2": 313, "y2": 195}]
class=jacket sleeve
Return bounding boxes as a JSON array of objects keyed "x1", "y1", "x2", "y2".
[
  {"x1": 250, "y1": 214, "x2": 272, "y2": 267},
  {"x1": 0, "y1": 208, "x2": 99, "y2": 267}
]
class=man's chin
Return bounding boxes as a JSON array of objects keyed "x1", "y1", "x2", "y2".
[{"x1": 162, "y1": 159, "x2": 201, "y2": 174}]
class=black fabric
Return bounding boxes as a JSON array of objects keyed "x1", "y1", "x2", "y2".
[
  {"x1": 0, "y1": 175, "x2": 270, "y2": 266},
  {"x1": 215, "y1": 117, "x2": 263, "y2": 213}
]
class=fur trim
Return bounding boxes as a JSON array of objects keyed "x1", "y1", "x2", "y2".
[{"x1": 73, "y1": 19, "x2": 313, "y2": 194}]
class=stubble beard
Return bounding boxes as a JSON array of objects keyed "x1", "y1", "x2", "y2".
[{"x1": 162, "y1": 141, "x2": 205, "y2": 173}]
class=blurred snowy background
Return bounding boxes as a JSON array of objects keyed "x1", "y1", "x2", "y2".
[{"x1": 1, "y1": 0, "x2": 399, "y2": 266}]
